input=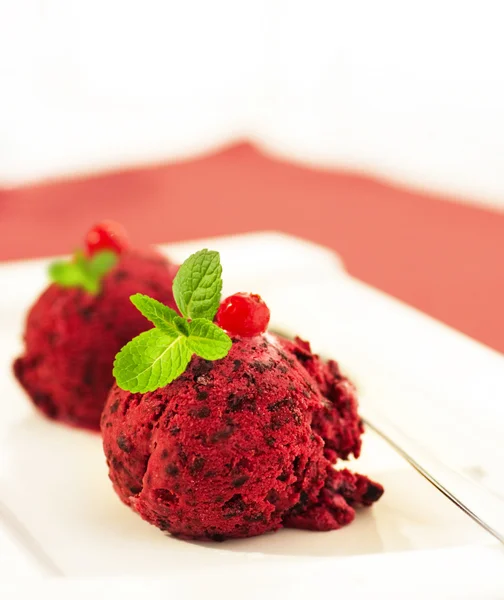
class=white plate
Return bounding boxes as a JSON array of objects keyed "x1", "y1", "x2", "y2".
[{"x1": 0, "y1": 232, "x2": 502, "y2": 598}]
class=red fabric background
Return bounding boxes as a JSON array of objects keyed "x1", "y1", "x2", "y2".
[{"x1": 1, "y1": 142, "x2": 503, "y2": 354}]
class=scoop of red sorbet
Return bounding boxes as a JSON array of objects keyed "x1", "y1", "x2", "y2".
[
  {"x1": 102, "y1": 334, "x2": 383, "y2": 540},
  {"x1": 14, "y1": 249, "x2": 178, "y2": 431}
]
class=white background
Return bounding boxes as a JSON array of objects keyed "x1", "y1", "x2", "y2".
[{"x1": 1, "y1": 1, "x2": 504, "y2": 210}]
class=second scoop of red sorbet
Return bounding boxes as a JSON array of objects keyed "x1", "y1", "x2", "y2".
[
  {"x1": 102, "y1": 334, "x2": 383, "y2": 540},
  {"x1": 14, "y1": 249, "x2": 178, "y2": 431}
]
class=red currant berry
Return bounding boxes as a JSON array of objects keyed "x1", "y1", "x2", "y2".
[
  {"x1": 85, "y1": 221, "x2": 130, "y2": 256},
  {"x1": 216, "y1": 293, "x2": 270, "y2": 337}
]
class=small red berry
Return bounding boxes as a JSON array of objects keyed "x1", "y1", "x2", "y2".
[
  {"x1": 216, "y1": 293, "x2": 270, "y2": 337},
  {"x1": 85, "y1": 221, "x2": 130, "y2": 256}
]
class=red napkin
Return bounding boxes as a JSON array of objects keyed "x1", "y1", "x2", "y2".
[{"x1": 1, "y1": 142, "x2": 503, "y2": 354}]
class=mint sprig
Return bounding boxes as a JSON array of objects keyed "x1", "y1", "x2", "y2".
[
  {"x1": 49, "y1": 250, "x2": 118, "y2": 295},
  {"x1": 113, "y1": 249, "x2": 232, "y2": 393}
]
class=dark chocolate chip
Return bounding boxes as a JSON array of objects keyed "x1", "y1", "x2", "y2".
[
  {"x1": 177, "y1": 446, "x2": 188, "y2": 465},
  {"x1": 243, "y1": 372, "x2": 256, "y2": 385},
  {"x1": 227, "y1": 393, "x2": 256, "y2": 413},
  {"x1": 78, "y1": 305, "x2": 95, "y2": 322},
  {"x1": 251, "y1": 360, "x2": 274, "y2": 373},
  {"x1": 236, "y1": 457, "x2": 253, "y2": 471},
  {"x1": 113, "y1": 269, "x2": 128, "y2": 282},
  {"x1": 154, "y1": 489, "x2": 178, "y2": 504},
  {"x1": 210, "y1": 425, "x2": 235, "y2": 444},
  {"x1": 161, "y1": 449, "x2": 169, "y2": 460},
  {"x1": 129, "y1": 485, "x2": 142, "y2": 495},
  {"x1": 117, "y1": 435, "x2": 132, "y2": 453},
  {"x1": 196, "y1": 390, "x2": 208, "y2": 401},
  {"x1": 265, "y1": 436, "x2": 276, "y2": 447},
  {"x1": 289, "y1": 491, "x2": 309, "y2": 516},
  {"x1": 158, "y1": 519, "x2": 170, "y2": 531},
  {"x1": 294, "y1": 350, "x2": 311, "y2": 363},
  {"x1": 232, "y1": 359, "x2": 242, "y2": 371},
  {"x1": 362, "y1": 483, "x2": 384, "y2": 504},
  {"x1": 192, "y1": 360, "x2": 214, "y2": 379},
  {"x1": 165, "y1": 463, "x2": 179, "y2": 476},
  {"x1": 222, "y1": 494, "x2": 246, "y2": 518},
  {"x1": 267, "y1": 398, "x2": 292, "y2": 412},
  {"x1": 244, "y1": 513, "x2": 265, "y2": 523},
  {"x1": 111, "y1": 457, "x2": 123, "y2": 471},
  {"x1": 189, "y1": 457, "x2": 206, "y2": 475},
  {"x1": 191, "y1": 405, "x2": 211, "y2": 418},
  {"x1": 289, "y1": 503, "x2": 303, "y2": 516},
  {"x1": 332, "y1": 479, "x2": 354, "y2": 497},
  {"x1": 110, "y1": 399, "x2": 120, "y2": 414},
  {"x1": 277, "y1": 350, "x2": 295, "y2": 366},
  {"x1": 170, "y1": 426, "x2": 181, "y2": 436},
  {"x1": 147, "y1": 281, "x2": 163, "y2": 293},
  {"x1": 270, "y1": 414, "x2": 288, "y2": 430},
  {"x1": 33, "y1": 392, "x2": 58, "y2": 418},
  {"x1": 232, "y1": 475, "x2": 249, "y2": 488},
  {"x1": 277, "y1": 471, "x2": 289, "y2": 482},
  {"x1": 266, "y1": 489, "x2": 280, "y2": 504}
]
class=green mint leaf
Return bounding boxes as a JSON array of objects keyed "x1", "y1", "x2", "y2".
[
  {"x1": 80, "y1": 277, "x2": 100, "y2": 295},
  {"x1": 49, "y1": 255, "x2": 99, "y2": 294},
  {"x1": 130, "y1": 293, "x2": 179, "y2": 336},
  {"x1": 75, "y1": 251, "x2": 102, "y2": 293},
  {"x1": 186, "y1": 318, "x2": 232, "y2": 360},
  {"x1": 88, "y1": 250, "x2": 118, "y2": 279},
  {"x1": 74, "y1": 249, "x2": 88, "y2": 270},
  {"x1": 113, "y1": 328, "x2": 191, "y2": 393},
  {"x1": 172, "y1": 249, "x2": 222, "y2": 320},
  {"x1": 49, "y1": 261, "x2": 85, "y2": 288},
  {"x1": 49, "y1": 249, "x2": 117, "y2": 295}
]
